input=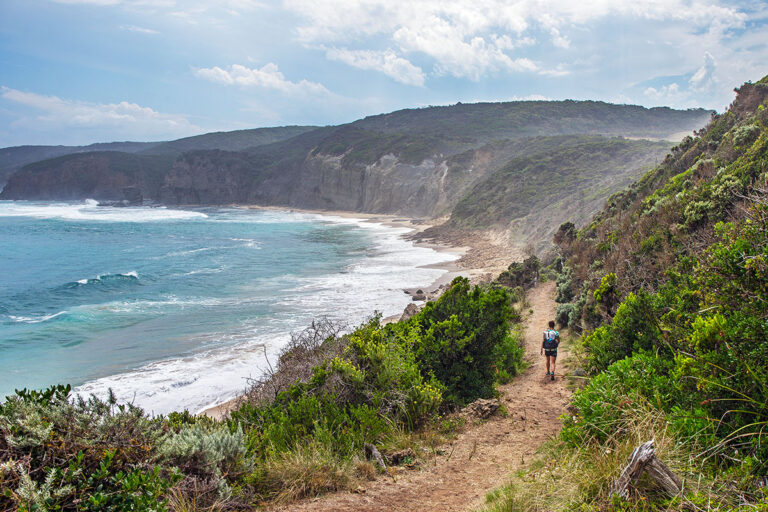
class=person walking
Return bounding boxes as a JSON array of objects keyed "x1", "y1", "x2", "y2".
[{"x1": 541, "y1": 320, "x2": 560, "y2": 381}]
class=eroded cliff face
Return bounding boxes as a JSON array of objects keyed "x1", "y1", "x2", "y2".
[
  {"x1": 154, "y1": 147, "x2": 504, "y2": 217},
  {"x1": 159, "y1": 151, "x2": 258, "y2": 205},
  {"x1": 289, "y1": 153, "x2": 448, "y2": 216}
]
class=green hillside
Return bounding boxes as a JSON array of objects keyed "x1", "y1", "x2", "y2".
[
  {"x1": 310, "y1": 126, "x2": 468, "y2": 165},
  {"x1": 353, "y1": 100, "x2": 711, "y2": 142},
  {"x1": 482, "y1": 77, "x2": 768, "y2": 511},
  {"x1": 0, "y1": 126, "x2": 316, "y2": 187},
  {"x1": 2, "y1": 100, "x2": 710, "y2": 212},
  {"x1": 448, "y1": 136, "x2": 669, "y2": 231},
  {"x1": 141, "y1": 125, "x2": 318, "y2": 155}
]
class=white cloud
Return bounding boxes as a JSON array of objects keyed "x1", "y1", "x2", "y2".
[
  {"x1": 0, "y1": 86, "x2": 201, "y2": 139},
  {"x1": 392, "y1": 21, "x2": 538, "y2": 80},
  {"x1": 325, "y1": 48, "x2": 426, "y2": 86},
  {"x1": 640, "y1": 51, "x2": 720, "y2": 108},
  {"x1": 538, "y1": 65, "x2": 570, "y2": 78},
  {"x1": 644, "y1": 82, "x2": 681, "y2": 100},
  {"x1": 689, "y1": 51, "x2": 716, "y2": 91},
  {"x1": 194, "y1": 63, "x2": 330, "y2": 95},
  {"x1": 549, "y1": 27, "x2": 570, "y2": 49},
  {"x1": 120, "y1": 24, "x2": 159, "y2": 34},
  {"x1": 283, "y1": 0, "x2": 747, "y2": 81},
  {"x1": 223, "y1": 0, "x2": 263, "y2": 11}
]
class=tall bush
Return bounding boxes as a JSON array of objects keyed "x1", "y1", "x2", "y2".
[{"x1": 410, "y1": 277, "x2": 513, "y2": 406}]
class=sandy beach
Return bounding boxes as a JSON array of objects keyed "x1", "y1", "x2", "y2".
[{"x1": 201, "y1": 207, "x2": 520, "y2": 420}]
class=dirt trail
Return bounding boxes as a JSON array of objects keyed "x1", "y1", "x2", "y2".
[{"x1": 276, "y1": 282, "x2": 570, "y2": 512}]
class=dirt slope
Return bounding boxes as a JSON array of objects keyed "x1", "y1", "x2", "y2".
[{"x1": 275, "y1": 282, "x2": 571, "y2": 512}]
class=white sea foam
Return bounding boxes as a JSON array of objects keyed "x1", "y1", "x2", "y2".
[
  {"x1": 0, "y1": 200, "x2": 207, "y2": 222},
  {"x1": 7, "y1": 311, "x2": 66, "y2": 324},
  {"x1": 75, "y1": 333, "x2": 288, "y2": 415},
  {"x1": 229, "y1": 238, "x2": 262, "y2": 249},
  {"x1": 74, "y1": 210, "x2": 461, "y2": 415},
  {"x1": 72, "y1": 272, "x2": 139, "y2": 285},
  {"x1": 88, "y1": 295, "x2": 230, "y2": 314}
]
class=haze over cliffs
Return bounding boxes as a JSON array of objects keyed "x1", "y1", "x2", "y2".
[{"x1": 1, "y1": 100, "x2": 711, "y2": 246}]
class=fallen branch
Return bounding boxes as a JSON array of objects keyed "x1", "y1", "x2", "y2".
[
  {"x1": 364, "y1": 443, "x2": 387, "y2": 471},
  {"x1": 610, "y1": 439, "x2": 682, "y2": 499}
]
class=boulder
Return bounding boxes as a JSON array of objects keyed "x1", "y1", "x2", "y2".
[{"x1": 399, "y1": 303, "x2": 421, "y2": 322}]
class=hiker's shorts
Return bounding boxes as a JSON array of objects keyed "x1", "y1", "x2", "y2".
[{"x1": 544, "y1": 348, "x2": 558, "y2": 357}]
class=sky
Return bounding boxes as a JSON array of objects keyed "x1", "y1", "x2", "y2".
[{"x1": 0, "y1": 0, "x2": 766, "y2": 147}]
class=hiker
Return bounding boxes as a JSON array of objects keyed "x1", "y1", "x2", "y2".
[{"x1": 541, "y1": 320, "x2": 560, "y2": 381}]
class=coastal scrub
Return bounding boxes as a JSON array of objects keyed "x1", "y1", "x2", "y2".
[{"x1": 0, "y1": 277, "x2": 523, "y2": 509}]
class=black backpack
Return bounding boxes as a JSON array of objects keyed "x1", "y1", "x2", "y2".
[{"x1": 543, "y1": 329, "x2": 559, "y2": 349}]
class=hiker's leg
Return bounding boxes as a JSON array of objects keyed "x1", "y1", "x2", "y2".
[
  {"x1": 551, "y1": 355, "x2": 557, "y2": 375},
  {"x1": 545, "y1": 355, "x2": 551, "y2": 374}
]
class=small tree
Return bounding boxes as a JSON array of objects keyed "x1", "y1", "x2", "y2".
[{"x1": 553, "y1": 221, "x2": 577, "y2": 254}]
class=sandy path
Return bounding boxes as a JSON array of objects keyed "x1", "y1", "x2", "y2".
[{"x1": 274, "y1": 281, "x2": 570, "y2": 512}]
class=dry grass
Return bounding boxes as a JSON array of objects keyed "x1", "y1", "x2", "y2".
[
  {"x1": 167, "y1": 483, "x2": 228, "y2": 512},
  {"x1": 253, "y1": 443, "x2": 355, "y2": 503},
  {"x1": 354, "y1": 460, "x2": 378, "y2": 481}
]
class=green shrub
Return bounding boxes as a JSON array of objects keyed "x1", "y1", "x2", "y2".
[
  {"x1": 734, "y1": 123, "x2": 760, "y2": 146},
  {"x1": 562, "y1": 352, "x2": 677, "y2": 446},
  {"x1": 0, "y1": 387, "x2": 176, "y2": 511},
  {"x1": 497, "y1": 256, "x2": 540, "y2": 289},
  {"x1": 410, "y1": 277, "x2": 514, "y2": 406},
  {"x1": 583, "y1": 290, "x2": 664, "y2": 372},
  {"x1": 158, "y1": 422, "x2": 250, "y2": 498},
  {"x1": 555, "y1": 303, "x2": 576, "y2": 329},
  {"x1": 555, "y1": 264, "x2": 574, "y2": 303},
  {"x1": 348, "y1": 318, "x2": 442, "y2": 425},
  {"x1": 493, "y1": 327, "x2": 525, "y2": 384},
  {"x1": 670, "y1": 206, "x2": 768, "y2": 468}
]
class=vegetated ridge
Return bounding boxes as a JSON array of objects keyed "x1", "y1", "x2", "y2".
[
  {"x1": 0, "y1": 126, "x2": 318, "y2": 188},
  {"x1": 0, "y1": 141, "x2": 159, "y2": 186},
  {"x1": 480, "y1": 75, "x2": 768, "y2": 511}
]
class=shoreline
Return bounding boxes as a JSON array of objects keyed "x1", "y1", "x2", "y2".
[
  {"x1": 244, "y1": 204, "x2": 501, "y2": 293},
  {"x1": 202, "y1": 206, "x2": 508, "y2": 420}
]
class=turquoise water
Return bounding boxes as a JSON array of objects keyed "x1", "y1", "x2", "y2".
[{"x1": 0, "y1": 200, "x2": 455, "y2": 413}]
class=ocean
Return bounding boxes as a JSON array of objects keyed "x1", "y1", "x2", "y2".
[{"x1": 0, "y1": 200, "x2": 457, "y2": 414}]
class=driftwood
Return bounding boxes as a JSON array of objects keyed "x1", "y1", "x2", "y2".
[
  {"x1": 610, "y1": 440, "x2": 682, "y2": 498},
  {"x1": 364, "y1": 443, "x2": 387, "y2": 470}
]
